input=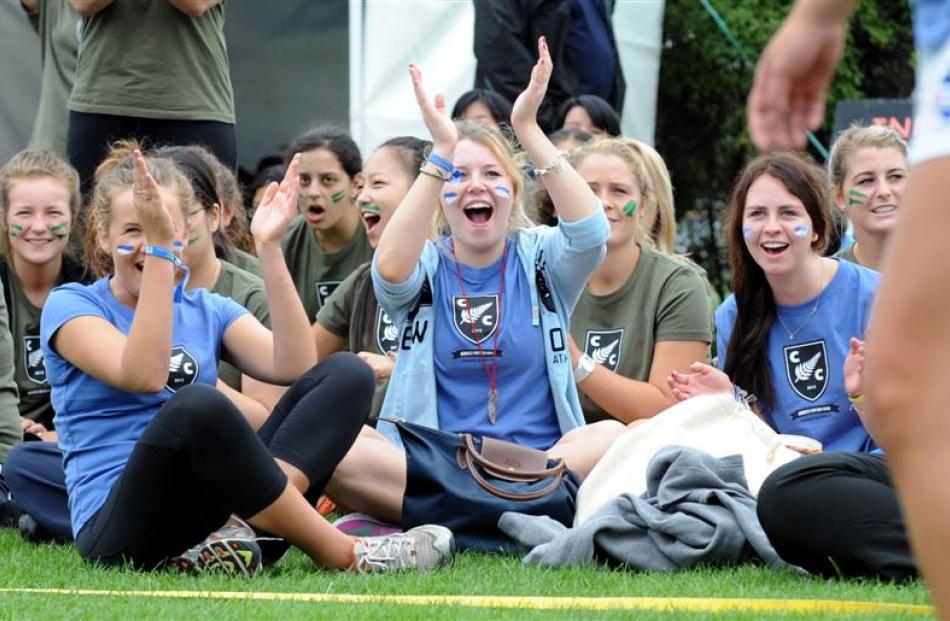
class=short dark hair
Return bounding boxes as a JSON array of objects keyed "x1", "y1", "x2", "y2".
[
  {"x1": 451, "y1": 89, "x2": 513, "y2": 126},
  {"x1": 556, "y1": 94, "x2": 622, "y2": 137},
  {"x1": 284, "y1": 124, "x2": 362, "y2": 179},
  {"x1": 377, "y1": 136, "x2": 432, "y2": 180}
]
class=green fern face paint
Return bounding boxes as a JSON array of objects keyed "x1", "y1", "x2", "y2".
[
  {"x1": 331, "y1": 191, "x2": 346, "y2": 204},
  {"x1": 187, "y1": 234, "x2": 202, "y2": 246},
  {"x1": 360, "y1": 203, "x2": 380, "y2": 215},
  {"x1": 8, "y1": 224, "x2": 22, "y2": 238},
  {"x1": 848, "y1": 189, "x2": 868, "y2": 207},
  {"x1": 623, "y1": 201, "x2": 638, "y2": 217},
  {"x1": 50, "y1": 223, "x2": 69, "y2": 239}
]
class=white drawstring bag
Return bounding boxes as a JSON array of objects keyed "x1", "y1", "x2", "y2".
[{"x1": 574, "y1": 393, "x2": 820, "y2": 526}]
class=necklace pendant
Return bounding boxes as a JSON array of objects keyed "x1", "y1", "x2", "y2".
[{"x1": 488, "y1": 388, "x2": 499, "y2": 424}]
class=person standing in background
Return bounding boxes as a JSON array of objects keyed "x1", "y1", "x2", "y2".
[
  {"x1": 20, "y1": 0, "x2": 80, "y2": 155},
  {"x1": 65, "y1": 0, "x2": 236, "y2": 195}
]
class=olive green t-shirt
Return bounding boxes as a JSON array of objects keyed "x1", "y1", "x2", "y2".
[
  {"x1": 570, "y1": 245, "x2": 714, "y2": 423},
  {"x1": 68, "y1": 0, "x2": 234, "y2": 123},
  {"x1": 210, "y1": 260, "x2": 269, "y2": 390},
  {"x1": 835, "y1": 241, "x2": 859, "y2": 265},
  {"x1": 0, "y1": 286, "x2": 19, "y2": 463},
  {"x1": 227, "y1": 247, "x2": 261, "y2": 277},
  {"x1": 281, "y1": 216, "x2": 373, "y2": 322},
  {"x1": 2, "y1": 257, "x2": 89, "y2": 428},
  {"x1": 316, "y1": 262, "x2": 398, "y2": 419},
  {"x1": 25, "y1": 0, "x2": 80, "y2": 154}
]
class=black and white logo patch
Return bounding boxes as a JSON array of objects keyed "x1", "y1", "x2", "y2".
[
  {"x1": 784, "y1": 340, "x2": 828, "y2": 402},
  {"x1": 452, "y1": 295, "x2": 498, "y2": 345},
  {"x1": 584, "y1": 329, "x2": 624, "y2": 372},
  {"x1": 315, "y1": 281, "x2": 341, "y2": 307},
  {"x1": 375, "y1": 309, "x2": 399, "y2": 354},
  {"x1": 23, "y1": 335, "x2": 47, "y2": 384},
  {"x1": 165, "y1": 346, "x2": 199, "y2": 393}
]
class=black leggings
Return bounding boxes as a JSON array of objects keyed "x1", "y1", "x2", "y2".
[
  {"x1": 66, "y1": 111, "x2": 237, "y2": 197},
  {"x1": 756, "y1": 452, "x2": 917, "y2": 581},
  {"x1": 75, "y1": 353, "x2": 373, "y2": 570}
]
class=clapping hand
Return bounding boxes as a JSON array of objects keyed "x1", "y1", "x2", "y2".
[
  {"x1": 667, "y1": 362, "x2": 734, "y2": 401},
  {"x1": 251, "y1": 153, "x2": 301, "y2": 245},
  {"x1": 843, "y1": 337, "x2": 866, "y2": 403},
  {"x1": 409, "y1": 64, "x2": 457, "y2": 152},
  {"x1": 510, "y1": 36, "x2": 553, "y2": 129}
]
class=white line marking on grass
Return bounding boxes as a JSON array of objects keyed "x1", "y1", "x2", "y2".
[{"x1": 0, "y1": 588, "x2": 933, "y2": 615}]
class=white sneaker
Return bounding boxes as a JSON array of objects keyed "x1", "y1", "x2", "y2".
[{"x1": 352, "y1": 524, "x2": 455, "y2": 573}]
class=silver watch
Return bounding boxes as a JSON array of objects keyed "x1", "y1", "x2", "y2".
[{"x1": 573, "y1": 353, "x2": 596, "y2": 384}]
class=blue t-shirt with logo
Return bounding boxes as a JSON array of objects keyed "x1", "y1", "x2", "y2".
[
  {"x1": 716, "y1": 260, "x2": 879, "y2": 452},
  {"x1": 433, "y1": 237, "x2": 560, "y2": 450},
  {"x1": 915, "y1": 0, "x2": 950, "y2": 52},
  {"x1": 41, "y1": 277, "x2": 247, "y2": 535}
]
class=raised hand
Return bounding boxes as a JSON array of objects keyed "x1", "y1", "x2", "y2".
[
  {"x1": 132, "y1": 150, "x2": 176, "y2": 247},
  {"x1": 251, "y1": 153, "x2": 301, "y2": 244},
  {"x1": 510, "y1": 36, "x2": 553, "y2": 128},
  {"x1": 667, "y1": 362, "x2": 734, "y2": 402},
  {"x1": 409, "y1": 64, "x2": 457, "y2": 151},
  {"x1": 747, "y1": 12, "x2": 847, "y2": 150},
  {"x1": 843, "y1": 337, "x2": 866, "y2": 400}
]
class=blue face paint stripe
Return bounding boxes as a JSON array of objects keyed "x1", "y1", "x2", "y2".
[{"x1": 443, "y1": 191, "x2": 459, "y2": 204}]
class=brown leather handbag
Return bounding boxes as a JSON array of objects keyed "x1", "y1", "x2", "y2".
[{"x1": 392, "y1": 419, "x2": 581, "y2": 553}]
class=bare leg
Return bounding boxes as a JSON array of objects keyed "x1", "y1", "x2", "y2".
[
  {"x1": 245, "y1": 481, "x2": 355, "y2": 569},
  {"x1": 326, "y1": 426, "x2": 407, "y2": 523},
  {"x1": 547, "y1": 420, "x2": 624, "y2": 478},
  {"x1": 865, "y1": 158, "x2": 950, "y2": 614}
]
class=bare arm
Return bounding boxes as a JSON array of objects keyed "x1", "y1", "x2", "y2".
[
  {"x1": 573, "y1": 339, "x2": 708, "y2": 423},
  {"x1": 56, "y1": 152, "x2": 177, "y2": 393},
  {"x1": 69, "y1": 0, "x2": 114, "y2": 17},
  {"x1": 216, "y1": 379, "x2": 268, "y2": 430},
  {"x1": 509, "y1": 37, "x2": 599, "y2": 223},
  {"x1": 374, "y1": 66, "x2": 458, "y2": 284},
  {"x1": 224, "y1": 157, "x2": 317, "y2": 383},
  {"x1": 166, "y1": 0, "x2": 220, "y2": 17},
  {"x1": 313, "y1": 323, "x2": 347, "y2": 361}
]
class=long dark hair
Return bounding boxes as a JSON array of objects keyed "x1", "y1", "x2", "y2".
[
  {"x1": 555, "y1": 94, "x2": 621, "y2": 137},
  {"x1": 723, "y1": 151, "x2": 832, "y2": 410}
]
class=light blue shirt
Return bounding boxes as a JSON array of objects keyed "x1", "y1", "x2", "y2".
[
  {"x1": 433, "y1": 238, "x2": 560, "y2": 450},
  {"x1": 42, "y1": 277, "x2": 246, "y2": 535},
  {"x1": 716, "y1": 260, "x2": 879, "y2": 452},
  {"x1": 372, "y1": 209, "x2": 609, "y2": 450}
]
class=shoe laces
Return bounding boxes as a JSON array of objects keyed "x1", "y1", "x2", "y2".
[{"x1": 353, "y1": 533, "x2": 416, "y2": 573}]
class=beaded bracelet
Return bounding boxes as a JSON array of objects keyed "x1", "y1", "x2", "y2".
[{"x1": 418, "y1": 165, "x2": 449, "y2": 182}]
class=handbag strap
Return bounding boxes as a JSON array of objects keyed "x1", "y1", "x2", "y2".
[{"x1": 458, "y1": 435, "x2": 567, "y2": 500}]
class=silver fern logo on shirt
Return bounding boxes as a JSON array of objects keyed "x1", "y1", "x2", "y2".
[
  {"x1": 784, "y1": 340, "x2": 828, "y2": 402},
  {"x1": 452, "y1": 295, "x2": 498, "y2": 344},
  {"x1": 584, "y1": 329, "x2": 624, "y2": 372},
  {"x1": 375, "y1": 308, "x2": 399, "y2": 354},
  {"x1": 23, "y1": 335, "x2": 47, "y2": 384},
  {"x1": 165, "y1": 346, "x2": 199, "y2": 392}
]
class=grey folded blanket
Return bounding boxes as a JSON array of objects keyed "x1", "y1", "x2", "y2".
[{"x1": 498, "y1": 446, "x2": 787, "y2": 570}]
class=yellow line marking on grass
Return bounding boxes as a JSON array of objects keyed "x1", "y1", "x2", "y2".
[{"x1": 0, "y1": 588, "x2": 933, "y2": 615}]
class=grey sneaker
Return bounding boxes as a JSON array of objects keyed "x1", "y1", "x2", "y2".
[
  {"x1": 168, "y1": 519, "x2": 263, "y2": 578},
  {"x1": 353, "y1": 524, "x2": 455, "y2": 573}
]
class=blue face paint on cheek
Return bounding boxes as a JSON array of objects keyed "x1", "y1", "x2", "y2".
[
  {"x1": 115, "y1": 244, "x2": 135, "y2": 256},
  {"x1": 492, "y1": 185, "x2": 512, "y2": 199},
  {"x1": 793, "y1": 224, "x2": 810, "y2": 237},
  {"x1": 443, "y1": 191, "x2": 459, "y2": 205},
  {"x1": 742, "y1": 227, "x2": 755, "y2": 239}
]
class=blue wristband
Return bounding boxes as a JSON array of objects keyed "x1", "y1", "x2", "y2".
[
  {"x1": 144, "y1": 245, "x2": 183, "y2": 267},
  {"x1": 427, "y1": 153, "x2": 455, "y2": 174}
]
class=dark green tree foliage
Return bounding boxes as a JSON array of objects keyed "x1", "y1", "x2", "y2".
[{"x1": 655, "y1": 0, "x2": 913, "y2": 295}]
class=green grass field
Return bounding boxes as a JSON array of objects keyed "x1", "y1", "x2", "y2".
[{"x1": 0, "y1": 529, "x2": 932, "y2": 619}]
